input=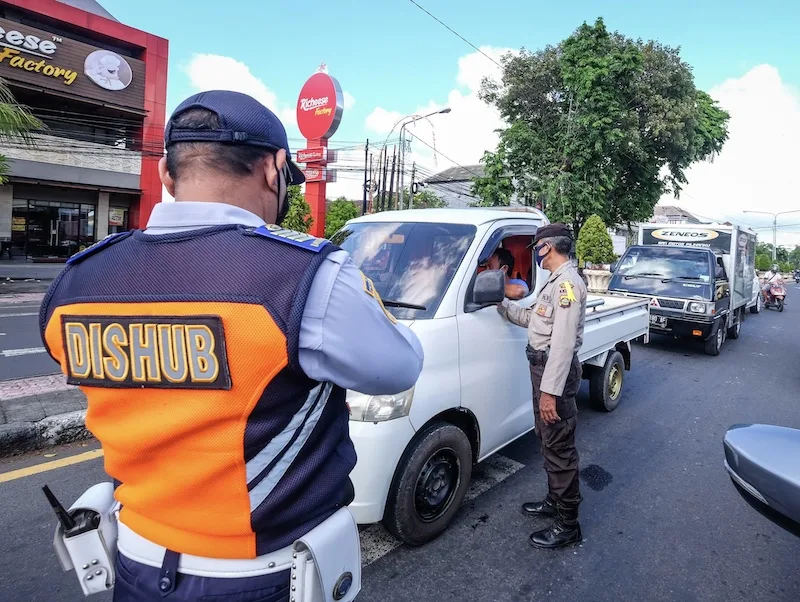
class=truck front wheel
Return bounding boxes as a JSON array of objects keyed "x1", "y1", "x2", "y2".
[
  {"x1": 704, "y1": 323, "x2": 724, "y2": 356},
  {"x1": 589, "y1": 350, "x2": 625, "y2": 412},
  {"x1": 383, "y1": 422, "x2": 473, "y2": 546}
]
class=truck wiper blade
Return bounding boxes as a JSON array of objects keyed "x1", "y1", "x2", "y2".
[
  {"x1": 381, "y1": 299, "x2": 427, "y2": 310},
  {"x1": 624, "y1": 272, "x2": 664, "y2": 279},
  {"x1": 675, "y1": 276, "x2": 703, "y2": 280}
]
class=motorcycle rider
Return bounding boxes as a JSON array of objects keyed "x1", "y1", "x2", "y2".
[{"x1": 761, "y1": 264, "x2": 783, "y2": 303}]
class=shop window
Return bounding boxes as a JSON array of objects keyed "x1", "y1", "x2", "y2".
[
  {"x1": 108, "y1": 207, "x2": 129, "y2": 234},
  {"x1": 11, "y1": 199, "x2": 97, "y2": 258}
]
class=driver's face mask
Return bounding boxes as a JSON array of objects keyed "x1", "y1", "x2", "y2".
[{"x1": 274, "y1": 163, "x2": 293, "y2": 226}]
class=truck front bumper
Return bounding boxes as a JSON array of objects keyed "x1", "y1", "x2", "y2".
[
  {"x1": 649, "y1": 311, "x2": 718, "y2": 340},
  {"x1": 348, "y1": 417, "x2": 417, "y2": 525}
]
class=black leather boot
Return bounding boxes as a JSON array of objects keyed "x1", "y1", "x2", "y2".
[
  {"x1": 521, "y1": 496, "x2": 556, "y2": 518},
  {"x1": 529, "y1": 503, "x2": 582, "y2": 549}
]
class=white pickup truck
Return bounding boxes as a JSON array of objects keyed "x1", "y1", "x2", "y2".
[{"x1": 329, "y1": 208, "x2": 649, "y2": 546}]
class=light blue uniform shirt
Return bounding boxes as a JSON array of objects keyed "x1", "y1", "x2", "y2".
[{"x1": 143, "y1": 202, "x2": 424, "y2": 395}]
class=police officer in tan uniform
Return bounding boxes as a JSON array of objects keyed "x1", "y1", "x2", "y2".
[{"x1": 497, "y1": 223, "x2": 587, "y2": 549}]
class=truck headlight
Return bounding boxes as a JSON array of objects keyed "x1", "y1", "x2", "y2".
[
  {"x1": 688, "y1": 302, "x2": 708, "y2": 314},
  {"x1": 347, "y1": 388, "x2": 415, "y2": 422}
]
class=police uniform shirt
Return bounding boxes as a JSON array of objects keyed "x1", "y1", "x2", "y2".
[
  {"x1": 143, "y1": 201, "x2": 424, "y2": 394},
  {"x1": 498, "y1": 259, "x2": 587, "y2": 396}
]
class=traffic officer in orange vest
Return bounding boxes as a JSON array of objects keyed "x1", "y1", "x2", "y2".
[{"x1": 40, "y1": 90, "x2": 424, "y2": 601}]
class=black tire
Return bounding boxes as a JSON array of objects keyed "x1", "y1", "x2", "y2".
[
  {"x1": 727, "y1": 309, "x2": 742, "y2": 339},
  {"x1": 778, "y1": 298, "x2": 784, "y2": 312},
  {"x1": 589, "y1": 350, "x2": 625, "y2": 412},
  {"x1": 383, "y1": 422, "x2": 473, "y2": 546},
  {"x1": 705, "y1": 322, "x2": 724, "y2": 356},
  {"x1": 749, "y1": 295, "x2": 761, "y2": 314}
]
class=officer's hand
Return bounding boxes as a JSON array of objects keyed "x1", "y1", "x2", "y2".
[{"x1": 539, "y1": 393, "x2": 560, "y2": 424}]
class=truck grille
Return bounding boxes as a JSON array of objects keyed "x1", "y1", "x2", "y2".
[{"x1": 658, "y1": 299, "x2": 685, "y2": 309}]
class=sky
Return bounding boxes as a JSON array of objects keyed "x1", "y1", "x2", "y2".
[{"x1": 99, "y1": 0, "x2": 800, "y2": 246}]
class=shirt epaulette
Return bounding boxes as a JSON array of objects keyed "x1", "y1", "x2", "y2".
[
  {"x1": 66, "y1": 231, "x2": 134, "y2": 266},
  {"x1": 250, "y1": 225, "x2": 329, "y2": 253}
]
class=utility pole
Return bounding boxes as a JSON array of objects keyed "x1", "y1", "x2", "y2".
[
  {"x1": 379, "y1": 147, "x2": 389, "y2": 212},
  {"x1": 398, "y1": 107, "x2": 451, "y2": 211},
  {"x1": 409, "y1": 162, "x2": 416, "y2": 209},
  {"x1": 362, "y1": 139, "x2": 369, "y2": 216},
  {"x1": 387, "y1": 146, "x2": 397, "y2": 212},
  {"x1": 366, "y1": 153, "x2": 374, "y2": 214}
]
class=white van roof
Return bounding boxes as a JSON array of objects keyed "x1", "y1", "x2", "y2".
[{"x1": 347, "y1": 207, "x2": 549, "y2": 227}]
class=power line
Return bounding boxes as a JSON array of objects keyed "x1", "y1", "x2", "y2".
[{"x1": 406, "y1": 0, "x2": 503, "y2": 69}]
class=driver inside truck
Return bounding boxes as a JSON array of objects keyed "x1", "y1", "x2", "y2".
[{"x1": 486, "y1": 247, "x2": 530, "y2": 300}]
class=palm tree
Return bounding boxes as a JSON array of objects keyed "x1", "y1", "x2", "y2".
[{"x1": 0, "y1": 78, "x2": 44, "y2": 184}]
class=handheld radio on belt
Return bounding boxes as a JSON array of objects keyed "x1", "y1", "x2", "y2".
[{"x1": 43, "y1": 482, "x2": 119, "y2": 596}]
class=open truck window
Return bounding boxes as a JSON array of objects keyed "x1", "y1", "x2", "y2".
[{"x1": 331, "y1": 222, "x2": 476, "y2": 320}]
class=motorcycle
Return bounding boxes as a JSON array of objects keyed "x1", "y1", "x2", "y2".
[
  {"x1": 764, "y1": 282, "x2": 786, "y2": 312},
  {"x1": 795, "y1": 273, "x2": 799, "y2": 284}
]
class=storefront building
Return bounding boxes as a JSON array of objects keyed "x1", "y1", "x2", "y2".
[{"x1": 0, "y1": 0, "x2": 168, "y2": 259}]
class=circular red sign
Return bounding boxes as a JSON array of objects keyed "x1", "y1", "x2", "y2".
[{"x1": 296, "y1": 73, "x2": 344, "y2": 140}]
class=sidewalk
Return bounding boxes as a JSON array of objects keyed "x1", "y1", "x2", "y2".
[
  {"x1": 0, "y1": 374, "x2": 89, "y2": 456},
  {"x1": 0, "y1": 259, "x2": 66, "y2": 281}
]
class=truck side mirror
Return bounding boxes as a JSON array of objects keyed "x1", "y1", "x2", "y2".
[
  {"x1": 610, "y1": 260, "x2": 619, "y2": 273},
  {"x1": 473, "y1": 270, "x2": 505, "y2": 305},
  {"x1": 724, "y1": 424, "x2": 800, "y2": 539}
]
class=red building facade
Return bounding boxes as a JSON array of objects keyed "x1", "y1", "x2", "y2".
[{"x1": 0, "y1": 0, "x2": 167, "y2": 259}]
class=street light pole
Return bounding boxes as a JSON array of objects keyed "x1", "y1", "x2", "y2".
[
  {"x1": 399, "y1": 108, "x2": 451, "y2": 210},
  {"x1": 744, "y1": 209, "x2": 800, "y2": 261}
]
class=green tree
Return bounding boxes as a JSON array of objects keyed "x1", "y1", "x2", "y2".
[
  {"x1": 325, "y1": 197, "x2": 360, "y2": 238},
  {"x1": 756, "y1": 242, "x2": 788, "y2": 263},
  {"x1": 412, "y1": 189, "x2": 447, "y2": 209},
  {"x1": 789, "y1": 245, "x2": 800, "y2": 268},
  {"x1": 471, "y1": 148, "x2": 514, "y2": 206},
  {"x1": 755, "y1": 254, "x2": 771, "y2": 271},
  {"x1": 0, "y1": 79, "x2": 44, "y2": 184},
  {"x1": 479, "y1": 18, "x2": 730, "y2": 232},
  {"x1": 281, "y1": 185, "x2": 313, "y2": 233},
  {"x1": 779, "y1": 261, "x2": 794, "y2": 274},
  {"x1": 576, "y1": 214, "x2": 616, "y2": 266}
]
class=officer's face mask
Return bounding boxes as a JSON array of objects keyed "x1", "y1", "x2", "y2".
[
  {"x1": 274, "y1": 164, "x2": 292, "y2": 226},
  {"x1": 535, "y1": 243, "x2": 550, "y2": 267}
]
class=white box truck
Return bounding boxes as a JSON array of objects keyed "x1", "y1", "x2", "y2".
[{"x1": 608, "y1": 223, "x2": 757, "y2": 355}]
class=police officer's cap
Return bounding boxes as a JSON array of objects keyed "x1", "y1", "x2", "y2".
[
  {"x1": 532, "y1": 223, "x2": 573, "y2": 246},
  {"x1": 164, "y1": 90, "x2": 305, "y2": 185}
]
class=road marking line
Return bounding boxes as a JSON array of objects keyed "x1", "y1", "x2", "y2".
[
  {"x1": 0, "y1": 312, "x2": 38, "y2": 318},
  {"x1": 0, "y1": 346, "x2": 46, "y2": 357},
  {"x1": 0, "y1": 449, "x2": 104, "y2": 483},
  {"x1": 360, "y1": 453, "x2": 525, "y2": 566}
]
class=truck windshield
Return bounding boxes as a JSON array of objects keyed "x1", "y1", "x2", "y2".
[
  {"x1": 331, "y1": 222, "x2": 477, "y2": 320},
  {"x1": 617, "y1": 247, "x2": 712, "y2": 282}
]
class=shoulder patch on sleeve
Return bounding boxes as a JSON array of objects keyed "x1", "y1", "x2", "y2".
[
  {"x1": 252, "y1": 224, "x2": 329, "y2": 252},
  {"x1": 66, "y1": 231, "x2": 132, "y2": 265},
  {"x1": 558, "y1": 279, "x2": 578, "y2": 307},
  {"x1": 360, "y1": 271, "x2": 397, "y2": 324}
]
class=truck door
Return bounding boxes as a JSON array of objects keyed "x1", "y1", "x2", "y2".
[{"x1": 456, "y1": 223, "x2": 540, "y2": 458}]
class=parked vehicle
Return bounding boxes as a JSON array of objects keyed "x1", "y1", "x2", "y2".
[
  {"x1": 724, "y1": 424, "x2": 800, "y2": 539},
  {"x1": 330, "y1": 208, "x2": 650, "y2": 546},
  {"x1": 764, "y1": 282, "x2": 786, "y2": 312},
  {"x1": 608, "y1": 224, "x2": 757, "y2": 356},
  {"x1": 746, "y1": 266, "x2": 762, "y2": 314}
]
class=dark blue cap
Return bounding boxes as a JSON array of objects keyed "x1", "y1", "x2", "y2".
[{"x1": 164, "y1": 90, "x2": 305, "y2": 185}]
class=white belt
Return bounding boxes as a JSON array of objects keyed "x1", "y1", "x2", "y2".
[{"x1": 117, "y1": 521, "x2": 293, "y2": 579}]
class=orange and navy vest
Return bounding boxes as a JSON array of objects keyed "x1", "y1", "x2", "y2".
[{"x1": 39, "y1": 224, "x2": 355, "y2": 559}]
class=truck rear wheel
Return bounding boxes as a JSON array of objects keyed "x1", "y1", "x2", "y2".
[
  {"x1": 589, "y1": 351, "x2": 625, "y2": 412},
  {"x1": 383, "y1": 422, "x2": 472, "y2": 546},
  {"x1": 727, "y1": 309, "x2": 742, "y2": 339}
]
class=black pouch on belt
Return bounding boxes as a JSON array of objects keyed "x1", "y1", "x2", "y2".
[{"x1": 526, "y1": 345, "x2": 548, "y2": 366}]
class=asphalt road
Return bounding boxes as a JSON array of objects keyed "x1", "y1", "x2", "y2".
[
  {"x1": 1, "y1": 294, "x2": 798, "y2": 601},
  {"x1": 0, "y1": 303, "x2": 59, "y2": 381}
]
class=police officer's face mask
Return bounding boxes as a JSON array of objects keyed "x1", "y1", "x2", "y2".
[{"x1": 535, "y1": 243, "x2": 550, "y2": 267}]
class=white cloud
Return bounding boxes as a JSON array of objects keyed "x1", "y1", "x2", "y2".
[
  {"x1": 343, "y1": 91, "x2": 356, "y2": 110},
  {"x1": 363, "y1": 46, "x2": 513, "y2": 181},
  {"x1": 185, "y1": 54, "x2": 296, "y2": 127},
  {"x1": 659, "y1": 65, "x2": 800, "y2": 247}
]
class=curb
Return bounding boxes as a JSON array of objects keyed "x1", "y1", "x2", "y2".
[{"x1": 0, "y1": 410, "x2": 91, "y2": 457}]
